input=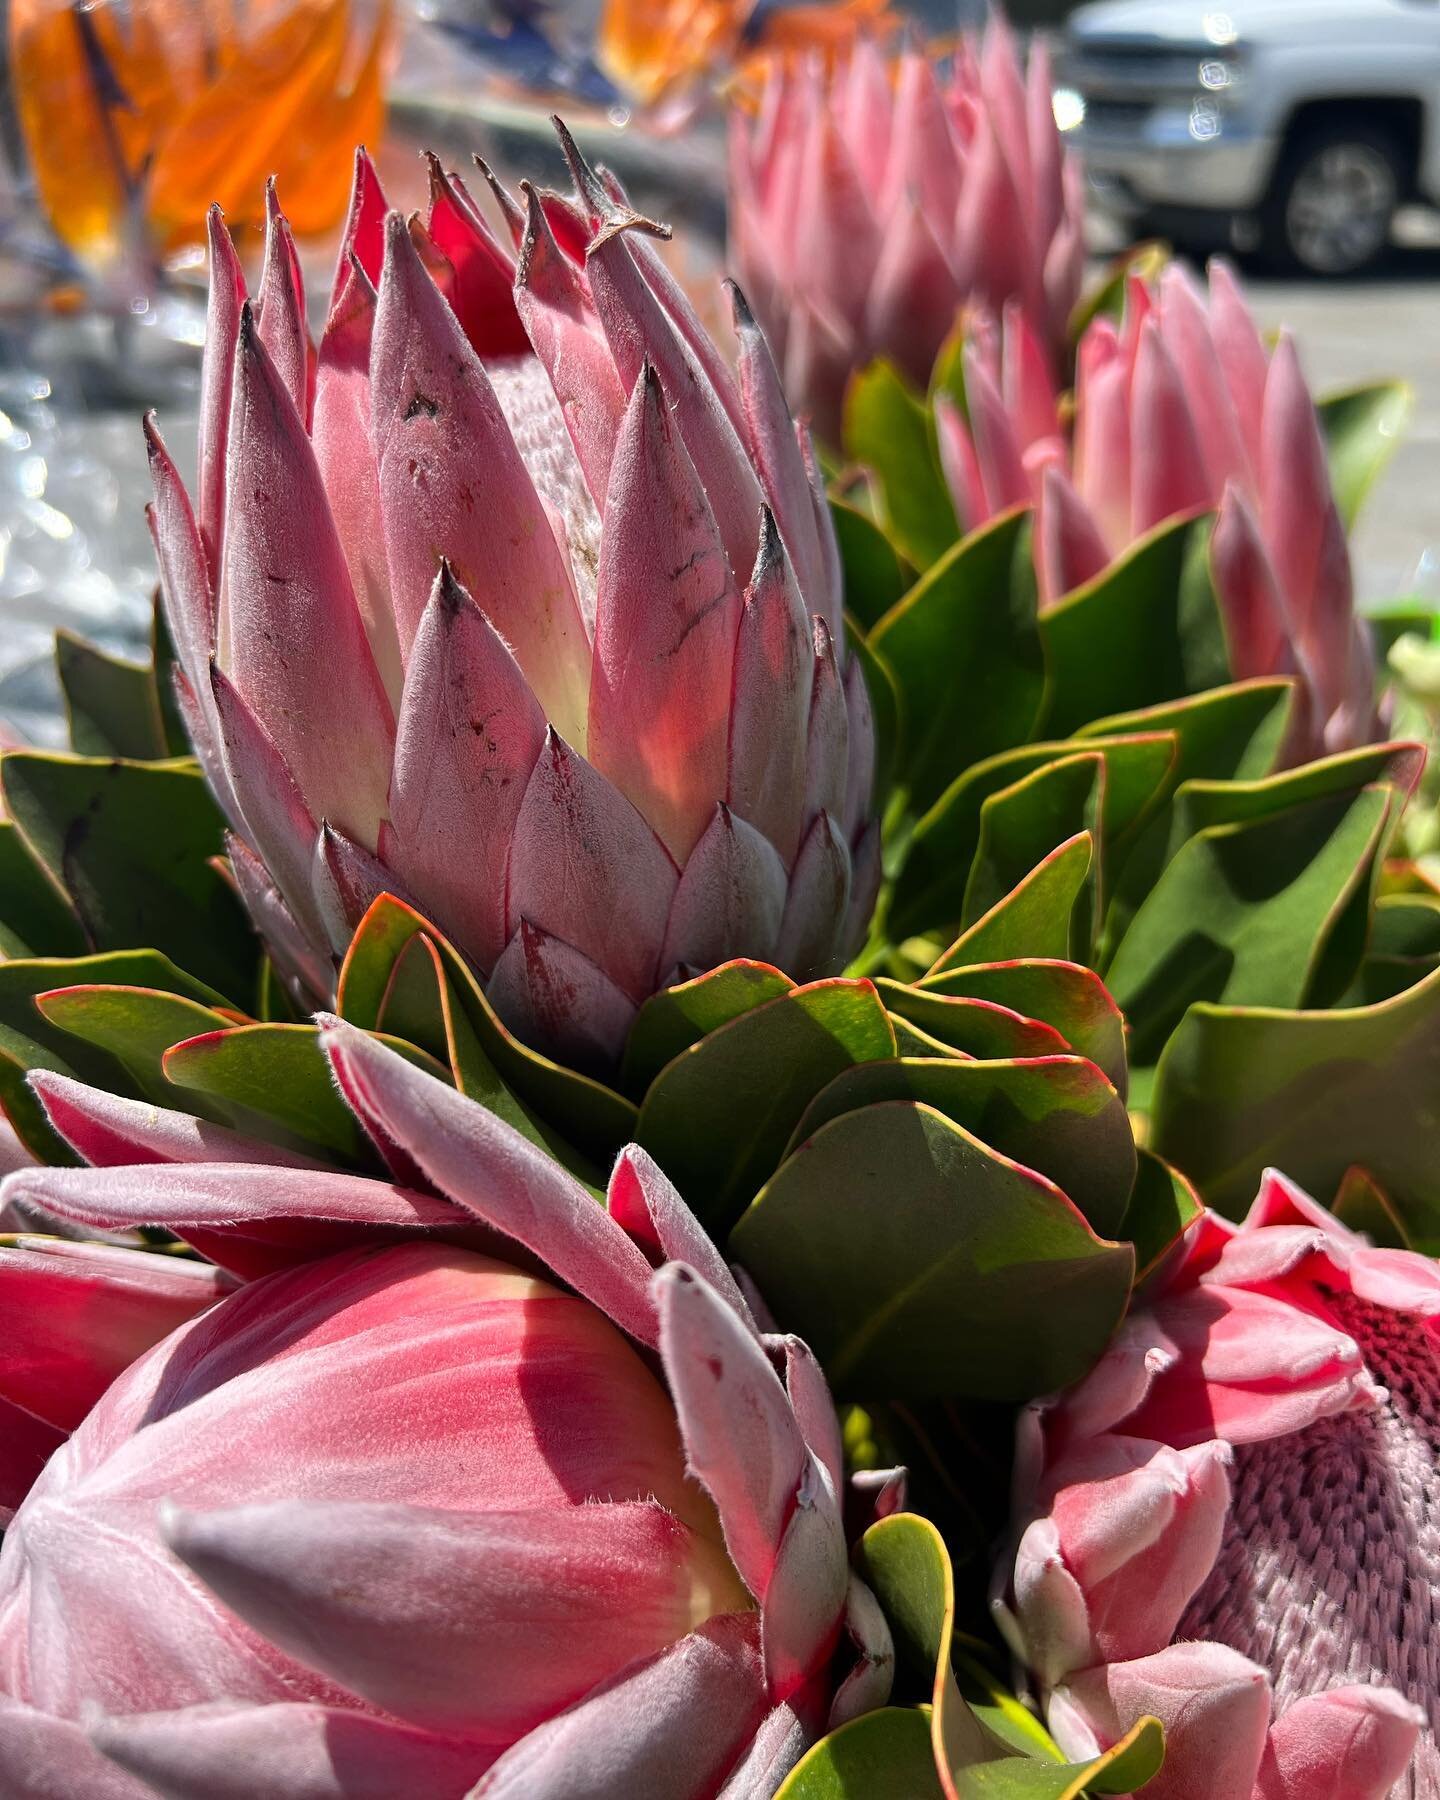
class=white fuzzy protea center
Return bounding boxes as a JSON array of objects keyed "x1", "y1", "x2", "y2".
[{"x1": 1178, "y1": 1293, "x2": 1440, "y2": 1799}]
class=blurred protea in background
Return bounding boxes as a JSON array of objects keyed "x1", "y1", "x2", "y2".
[
  {"x1": 0, "y1": 1022, "x2": 898, "y2": 1797},
  {"x1": 146, "y1": 124, "x2": 876, "y2": 1074},
  {"x1": 728, "y1": 16, "x2": 1084, "y2": 442},
  {"x1": 940, "y1": 264, "x2": 1381, "y2": 756},
  {"x1": 998, "y1": 1171, "x2": 1439, "y2": 1799}
]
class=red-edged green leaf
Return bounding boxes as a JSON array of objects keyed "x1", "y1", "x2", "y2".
[
  {"x1": 622, "y1": 961, "x2": 796, "y2": 1096},
  {"x1": 637, "y1": 979, "x2": 896, "y2": 1234},
  {"x1": 788, "y1": 1056, "x2": 1135, "y2": 1236},
  {"x1": 892, "y1": 733, "x2": 1175, "y2": 942},
  {"x1": 832, "y1": 493, "x2": 913, "y2": 630},
  {"x1": 942, "y1": 834, "x2": 1093, "y2": 967},
  {"x1": 732, "y1": 1100, "x2": 1134, "y2": 1400},
  {"x1": 919, "y1": 961, "x2": 1127, "y2": 1098},
  {"x1": 1317, "y1": 380, "x2": 1412, "y2": 531},
  {"x1": 36, "y1": 985, "x2": 238, "y2": 1108},
  {"x1": 1150, "y1": 961, "x2": 1440, "y2": 1242},
  {"x1": 337, "y1": 895, "x2": 636, "y2": 1167},
  {"x1": 877, "y1": 979, "x2": 1071, "y2": 1062},
  {"x1": 1121, "y1": 1148, "x2": 1204, "y2": 1283},
  {"x1": 776, "y1": 1707, "x2": 945, "y2": 1799},
  {"x1": 161, "y1": 1023, "x2": 447, "y2": 1166}
]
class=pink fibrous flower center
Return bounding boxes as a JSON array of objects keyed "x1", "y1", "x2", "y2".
[{"x1": 1177, "y1": 1293, "x2": 1440, "y2": 1799}]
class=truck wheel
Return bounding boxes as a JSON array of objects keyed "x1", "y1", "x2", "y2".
[{"x1": 1265, "y1": 125, "x2": 1401, "y2": 275}]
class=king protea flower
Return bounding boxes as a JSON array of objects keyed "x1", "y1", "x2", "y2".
[
  {"x1": 727, "y1": 18, "x2": 1084, "y2": 442},
  {"x1": 996, "y1": 1171, "x2": 1438, "y2": 1799},
  {"x1": 941, "y1": 263, "x2": 1381, "y2": 758},
  {"x1": 0, "y1": 1020, "x2": 898, "y2": 1799},
  {"x1": 146, "y1": 125, "x2": 877, "y2": 1073}
]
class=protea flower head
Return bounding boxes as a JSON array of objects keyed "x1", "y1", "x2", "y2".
[
  {"x1": 996, "y1": 1170, "x2": 1440, "y2": 1799},
  {"x1": 727, "y1": 16, "x2": 1084, "y2": 442},
  {"x1": 146, "y1": 126, "x2": 877, "y2": 1074},
  {"x1": 0, "y1": 1020, "x2": 898, "y2": 1799},
  {"x1": 941, "y1": 263, "x2": 1380, "y2": 757}
]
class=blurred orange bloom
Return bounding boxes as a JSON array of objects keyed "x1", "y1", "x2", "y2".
[
  {"x1": 9, "y1": 0, "x2": 394, "y2": 268},
  {"x1": 598, "y1": 0, "x2": 893, "y2": 106}
]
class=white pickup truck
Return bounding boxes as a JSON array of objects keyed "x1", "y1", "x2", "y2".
[{"x1": 1054, "y1": 0, "x2": 1440, "y2": 274}]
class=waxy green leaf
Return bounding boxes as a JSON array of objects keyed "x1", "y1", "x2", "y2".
[{"x1": 733, "y1": 1101, "x2": 1133, "y2": 1400}]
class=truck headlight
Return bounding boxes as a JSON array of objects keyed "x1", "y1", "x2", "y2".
[{"x1": 1052, "y1": 86, "x2": 1086, "y2": 132}]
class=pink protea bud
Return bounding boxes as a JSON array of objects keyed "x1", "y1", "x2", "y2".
[
  {"x1": 149, "y1": 128, "x2": 876, "y2": 1073},
  {"x1": 728, "y1": 20, "x2": 1083, "y2": 442},
  {"x1": 935, "y1": 260, "x2": 1381, "y2": 756},
  {"x1": 998, "y1": 1171, "x2": 1440, "y2": 1798},
  {"x1": 0, "y1": 1026, "x2": 898, "y2": 1797}
]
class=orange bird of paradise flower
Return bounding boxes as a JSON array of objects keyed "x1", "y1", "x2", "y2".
[
  {"x1": 9, "y1": 0, "x2": 395, "y2": 271},
  {"x1": 598, "y1": 0, "x2": 895, "y2": 107}
]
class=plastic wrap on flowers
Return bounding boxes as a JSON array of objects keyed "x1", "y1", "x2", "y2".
[
  {"x1": 728, "y1": 17, "x2": 1083, "y2": 443},
  {"x1": 995, "y1": 1171, "x2": 1440, "y2": 1799},
  {"x1": 142, "y1": 123, "x2": 878, "y2": 1075},
  {"x1": 0, "y1": 1020, "x2": 900, "y2": 1800}
]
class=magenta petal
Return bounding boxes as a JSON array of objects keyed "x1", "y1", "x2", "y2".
[
  {"x1": 582, "y1": 220, "x2": 762, "y2": 584},
  {"x1": 842, "y1": 656, "x2": 875, "y2": 843},
  {"x1": 588, "y1": 364, "x2": 742, "y2": 861},
  {"x1": 256, "y1": 183, "x2": 315, "y2": 429},
  {"x1": 801, "y1": 618, "x2": 850, "y2": 837},
  {"x1": 208, "y1": 664, "x2": 323, "y2": 937},
  {"x1": 505, "y1": 728, "x2": 677, "y2": 1002},
  {"x1": 220, "y1": 307, "x2": 394, "y2": 847},
  {"x1": 1209, "y1": 486, "x2": 1291, "y2": 682},
  {"x1": 0, "y1": 1237, "x2": 229, "y2": 1432},
  {"x1": 659, "y1": 804, "x2": 787, "y2": 975},
  {"x1": 964, "y1": 342, "x2": 1034, "y2": 517},
  {"x1": 312, "y1": 253, "x2": 400, "y2": 708},
  {"x1": 316, "y1": 1017, "x2": 659, "y2": 1343},
  {"x1": 383, "y1": 567, "x2": 546, "y2": 974},
  {"x1": 654, "y1": 1262, "x2": 807, "y2": 1601},
  {"x1": 1260, "y1": 334, "x2": 1355, "y2": 715},
  {"x1": 225, "y1": 833, "x2": 334, "y2": 1004},
  {"x1": 1037, "y1": 463, "x2": 1111, "y2": 607},
  {"x1": 487, "y1": 921, "x2": 637, "y2": 1075},
  {"x1": 0, "y1": 1699, "x2": 151, "y2": 1800},
  {"x1": 28, "y1": 1070, "x2": 324, "y2": 1172},
  {"x1": 197, "y1": 206, "x2": 247, "y2": 576},
  {"x1": 1129, "y1": 318, "x2": 1213, "y2": 535},
  {"x1": 0, "y1": 1400, "x2": 65, "y2": 1529},
  {"x1": 727, "y1": 511, "x2": 811, "y2": 865},
  {"x1": 777, "y1": 1337, "x2": 844, "y2": 1503},
  {"x1": 331, "y1": 146, "x2": 389, "y2": 302},
  {"x1": 470, "y1": 1612, "x2": 767, "y2": 1800},
  {"x1": 370, "y1": 213, "x2": 590, "y2": 740},
  {"x1": 0, "y1": 1162, "x2": 470, "y2": 1281},
  {"x1": 828, "y1": 1578, "x2": 895, "y2": 1727},
  {"x1": 143, "y1": 414, "x2": 213, "y2": 699},
  {"x1": 777, "y1": 811, "x2": 851, "y2": 981},
  {"x1": 845, "y1": 817, "x2": 882, "y2": 959},
  {"x1": 606, "y1": 1146, "x2": 757, "y2": 1332},
  {"x1": 935, "y1": 392, "x2": 989, "y2": 534},
  {"x1": 716, "y1": 1699, "x2": 812, "y2": 1797},
  {"x1": 1053, "y1": 1642, "x2": 1271, "y2": 1799},
  {"x1": 92, "y1": 1701, "x2": 490, "y2": 1800},
  {"x1": 760, "y1": 1458, "x2": 847, "y2": 1697},
  {"x1": 513, "y1": 182, "x2": 628, "y2": 511},
  {"x1": 164, "y1": 1498, "x2": 740, "y2": 1740},
  {"x1": 1036, "y1": 1436, "x2": 1231, "y2": 1672},
  {"x1": 728, "y1": 285, "x2": 827, "y2": 618},
  {"x1": 424, "y1": 155, "x2": 528, "y2": 358},
  {"x1": 1156, "y1": 264, "x2": 1249, "y2": 495},
  {"x1": 866, "y1": 199, "x2": 962, "y2": 395},
  {"x1": 1256, "y1": 1685, "x2": 1423, "y2": 1800},
  {"x1": 1208, "y1": 258, "x2": 1270, "y2": 456}
]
